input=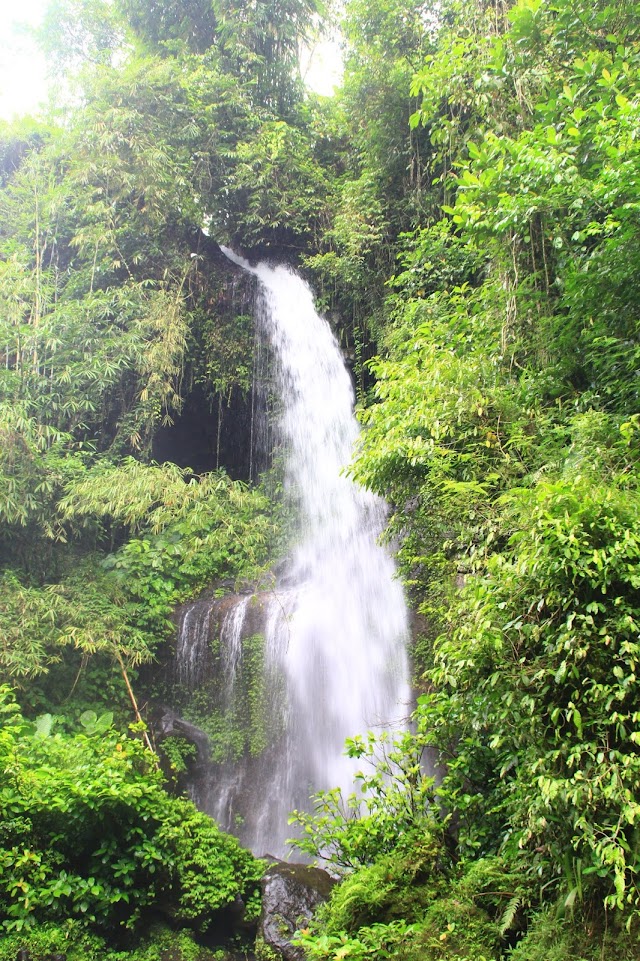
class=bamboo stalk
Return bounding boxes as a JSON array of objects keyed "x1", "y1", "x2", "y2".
[{"x1": 114, "y1": 648, "x2": 156, "y2": 757}]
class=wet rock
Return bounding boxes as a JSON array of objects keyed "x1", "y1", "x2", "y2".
[
  {"x1": 258, "y1": 861, "x2": 335, "y2": 961},
  {"x1": 156, "y1": 709, "x2": 210, "y2": 765}
]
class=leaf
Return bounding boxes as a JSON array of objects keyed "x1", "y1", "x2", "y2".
[
  {"x1": 34, "y1": 714, "x2": 53, "y2": 738},
  {"x1": 499, "y1": 896, "x2": 521, "y2": 936},
  {"x1": 95, "y1": 711, "x2": 114, "y2": 733},
  {"x1": 80, "y1": 710, "x2": 98, "y2": 730}
]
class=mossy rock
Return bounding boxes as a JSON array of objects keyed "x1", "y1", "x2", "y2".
[
  {"x1": 259, "y1": 860, "x2": 336, "y2": 961},
  {"x1": 320, "y1": 833, "x2": 446, "y2": 934},
  {"x1": 415, "y1": 895, "x2": 500, "y2": 960}
]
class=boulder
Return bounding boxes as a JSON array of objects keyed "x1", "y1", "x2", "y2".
[{"x1": 258, "y1": 861, "x2": 335, "y2": 961}]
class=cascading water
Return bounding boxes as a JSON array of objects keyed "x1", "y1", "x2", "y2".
[{"x1": 177, "y1": 250, "x2": 411, "y2": 858}]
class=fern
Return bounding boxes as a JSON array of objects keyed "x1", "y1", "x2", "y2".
[{"x1": 499, "y1": 895, "x2": 521, "y2": 938}]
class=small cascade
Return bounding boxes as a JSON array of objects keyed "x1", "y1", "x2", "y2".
[
  {"x1": 173, "y1": 251, "x2": 412, "y2": 858},
  {"x1": 220, "y1": 595, "x2": 251, "y2": 689},
  {"x1": 175, "y1": 599, "x2": 214, "y2": 692}
]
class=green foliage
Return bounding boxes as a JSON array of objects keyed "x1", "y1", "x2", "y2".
[
  {"x1": 225, "y1": 119, "x2": 332, "y2": 249},
  {"x1": 0, "y1": 113, "x2": 194, "y2": 445},
  {"x1": 0, "y1": 920, "x2": 227, "y2": 961},
  {"x1": 293, "y1": 850, "x2": 528, "y2": 961},
  {"x1": 118, "y1": 0, "x2": 218, "y2": 54},
  {"x1": 290, "y1": 729, "x2": 437, "y2": 871},
  {"x1": 0, "y1": 405, "x2": 78, "y2": 564},
  {"x1": 0, "y1": 463, "x2": 274, "y2": 691},
  {"x1": 182, "y1": 629, "x2": 285, "y2": 764},
  {"x1": 104, "y1": 471, "x2": 274, "y2": 631},
  {"x1": 160, "y1": 735, "x2": 197, "y2": 776},
  {"x1": 254, "y1": 935, "x2": 283, "y2": 961},
  {"x1": 296, "y1": 2, "x2": 640, "y2": 957},
  {"x1": 303, "y1": 0, "x2": 435, "y2": 371},
  {"x1": 0, "y1": 686, "x2": 263, "y2": 935},
  {"x1": 439, "y1": 27, "x2": 640, "y2": 413},
  {"x1": 340, "y1": 0, "x2": 431, "y2": 227},
  {"x1": 507, "y1": 907, "x2": 640, "y2": 961},
  {"x1": 294, "y1": 919, "x2": 425, "y2": 961},
  {"x1": 0, "y1": 921, "x2": 109, "y2": 961},
  {"x1": 0, "y1": 564, "x2": 156, "y2": 683},
  {"x1": 430, "y1": 476, "x2": 640, "y2": 907},
  {"x1": 348, "y1": 275, "x2": 553, "y2": 624},
  {"x1": 59, "y1": 460, "x2": 274, "y2": 579}
]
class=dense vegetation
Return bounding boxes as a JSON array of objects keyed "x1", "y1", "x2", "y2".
[
  {"x1": 2, "y1": 0, "x2": 640, "y2": 957},
  {"x1": 0, "y1": 687, "x2": 262, "y2": 939},
  {"x1": 290, "y1": 0, "x2": 640, "y2": 958}
]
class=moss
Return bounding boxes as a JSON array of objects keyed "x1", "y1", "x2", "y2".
[
  {"x1": 0, "y1": 922, "x2": 217, "y2": 961},
  {"x1": 416, "y1": 895, "x2": 499, "y2": 960},
  {"x1": 305, "y1": 850, "x2": 535, "y2": 961},
  {"x1": 319, "y1": 833, "x2": 445, "y2": 934},
  {"x1": 509, "y1": 908, "x2": 640, "y2": 961},
  {"x1": 183, "y1": 631, "x2": 287, "y2": 765},
  {"x1": 254, "y1": 934, "x2": 282, "y2": 961}
]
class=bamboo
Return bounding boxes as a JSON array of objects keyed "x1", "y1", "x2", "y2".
[{"x1": 114, "y1": 648, "x2": 156, "y2": 757}]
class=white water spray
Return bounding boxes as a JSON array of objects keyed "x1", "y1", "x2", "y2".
[{"x1": 186, "y1": 250, "x2": 411, "y2": 857}]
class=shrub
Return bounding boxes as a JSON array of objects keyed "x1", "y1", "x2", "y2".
[{"x1": 0, "y1": 686, "x2": 263, "y2": 936}]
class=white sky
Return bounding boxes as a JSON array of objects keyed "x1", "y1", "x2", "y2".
[
  {"x1": 0, "y1": 0, "x2": 49, "y2": 120},
  {"x1": 301, "y1": 33, "x2": 343, "y2": 97}
]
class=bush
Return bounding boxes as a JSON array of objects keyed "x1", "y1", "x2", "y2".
[
  {"x1": 423, "y1": 475, "x2": 640, "y2": 910},
  {"x1": 0, "y1": 920, "x2": 230, "y2": 961},
  {"x1": 0, "y1": 686, "x2": 263, "y2": 936}
]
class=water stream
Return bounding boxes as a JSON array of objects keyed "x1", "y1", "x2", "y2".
[{"x1": 177, "y1": 251, "x2": 411, "y2": 858}]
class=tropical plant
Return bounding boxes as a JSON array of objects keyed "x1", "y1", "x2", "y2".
[{"x1": 0, "y1": 686, "x2": 263, "y2": 935}]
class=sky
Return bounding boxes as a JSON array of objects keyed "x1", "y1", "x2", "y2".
[
  {"x1": 301, "y1": 32, "x2": 343, "y2": 96},
  {"x1": 0, "y1": 0, "x2": 49, "y2": 120}
]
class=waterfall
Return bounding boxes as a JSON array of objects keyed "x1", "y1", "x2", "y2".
[
  {"x1": 178, "y1": 251, "x2": 411, "y2": 858},
  {"x1": 175, "y1": 599, "x2": 214, "y2": 692}
]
